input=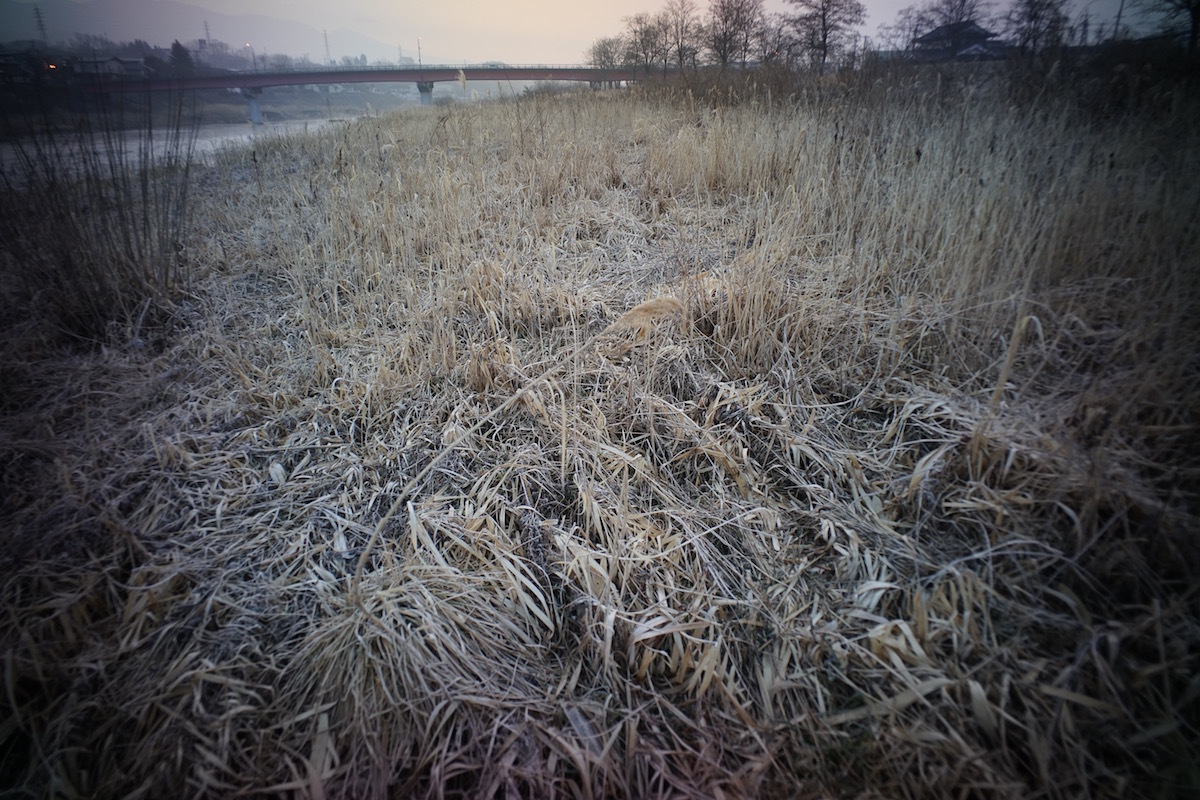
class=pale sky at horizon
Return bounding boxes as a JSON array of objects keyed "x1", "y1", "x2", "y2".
[{"x1": 4, "y1": 0, "x2": 1140, "y2": 64}]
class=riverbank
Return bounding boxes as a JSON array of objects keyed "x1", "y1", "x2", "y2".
[
  {"x1": 0, "y1": 82, "x2": 421, "y2": 134},
  {"x1": 2, "y1": 68, "x2": 1198, "y2": 797}
]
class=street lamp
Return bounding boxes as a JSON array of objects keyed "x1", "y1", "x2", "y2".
[{"x1": 245, "y1": 42, "x2": 258, "y2": 73}]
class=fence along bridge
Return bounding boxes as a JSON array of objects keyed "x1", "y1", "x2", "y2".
[{"x1": 89, "y1": 64, "x2": 647, "y2": 119}]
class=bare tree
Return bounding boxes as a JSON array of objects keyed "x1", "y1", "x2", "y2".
[
  {"x1": 788, "y1": 0, "x2": 866, "y2": 71},
  {"x1": 654, "y1": 11, "x2": 676, "y2": 73},
  {"x1": 624, "y1": 12, "x2": 668, "y2": 75},
  {"x1": 928, "y1": 0, "x2": 992, "y2": 27},
  {"x1": 1136, "y1": 0, "x2": 1200, "y2": 52},
  {"x1": 1005, "y1": 0, "x2": 1070, "y2": 54},
  {"x1": 664, "y1": 0, "x2": 703, "y2": 69},
  {"x1": 587, "y1": 36, "x2": 624, "y2": 70},
  {"x1": 704, "y1": 0, "x2": 740, "y2": 66},
  {"x1": 755, "y1": 12, "x2": 800, "y2": 64},
  {"x1": 704, "y1": 0, "x2": 766, "y2": 67},
  {"x1": 875, "y1": 5, "x2": 928, "y2": 53},
  {"x1": 70, "y1": 33, "x2": 117, "y2": 54}
]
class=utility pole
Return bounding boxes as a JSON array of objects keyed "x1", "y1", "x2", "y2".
[
  {"x1": 34, "y1": 4, "x2": 47, "y2": 46},
  {"x1": 324, "y1": 29, "x2": 332, "y2": 65}
]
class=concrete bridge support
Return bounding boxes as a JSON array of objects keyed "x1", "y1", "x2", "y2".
[
  {"x1": 417, "y1": 81, "x2": 434, "y2": 105},
  {"x1": 242, "y1": 87, "x2": 264, "y2": 124}
]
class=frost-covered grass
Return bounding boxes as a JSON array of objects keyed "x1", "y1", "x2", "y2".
[{"x1": 2, "y1": 66, "x2": 1197, "y2": 798}]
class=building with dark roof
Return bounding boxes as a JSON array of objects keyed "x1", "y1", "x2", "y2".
[{"x1": 914, "y1": 21, "x2": 1008, "y2": 60}]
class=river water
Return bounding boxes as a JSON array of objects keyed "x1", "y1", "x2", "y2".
[{"x1": 1, "y1": 117, "x2": 352, "y2": 184}]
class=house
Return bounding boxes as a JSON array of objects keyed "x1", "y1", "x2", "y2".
[
  {"x1": 0, "y1": 44, "x2": 69, "y2": 84},
  {"x1": 913, "y1": 21, "x2": 1007, "y2": 60},
  {"x1": 72, "y1": 56, "x2": 153, "y2": 79}
]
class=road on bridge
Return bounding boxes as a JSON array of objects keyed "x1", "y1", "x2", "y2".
[{"x1": 88, "y1": 64, "x2": 654, "y2": 94}]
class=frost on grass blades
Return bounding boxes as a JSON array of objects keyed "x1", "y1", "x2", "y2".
[{"x1": 1, "y1": 64, "x2": 1198, "y2": 798}]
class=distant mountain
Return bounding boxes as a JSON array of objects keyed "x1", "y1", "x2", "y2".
[{"x1": 0, "y1": 0, "x2": 428, "y2": 63}]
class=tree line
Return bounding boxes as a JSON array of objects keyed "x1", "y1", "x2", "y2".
[
  {"x1": 588, "y1": 0, "x2": 1198, "y2": 74},
  {"x1": 13, "y1": 32, "x2": 383, "y2": 75}
]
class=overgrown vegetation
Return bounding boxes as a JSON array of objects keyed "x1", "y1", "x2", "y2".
[
  {"x1": 0, "y1": 88, "x2": 197, "y2": 342},
  {"x1": 1, "y1": 63, "x2": 1197, "y2": 797}
]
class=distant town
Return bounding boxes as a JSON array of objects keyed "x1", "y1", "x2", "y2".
[{"x1": 0, "y1": 33, "x2": 416, "y2": 88}]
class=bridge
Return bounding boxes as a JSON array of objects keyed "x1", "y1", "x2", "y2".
[{"x1": 88, "y1": 64, "x2": 650, "y2": 119}]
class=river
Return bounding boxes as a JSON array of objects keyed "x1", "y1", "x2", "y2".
[{"x1": 1, "y1": 117, "x2": 358, "y2": 184}]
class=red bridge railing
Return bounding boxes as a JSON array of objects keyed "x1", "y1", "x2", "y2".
[{"x1": 88, "y1": 64, "x2": 657, "y2": 93}]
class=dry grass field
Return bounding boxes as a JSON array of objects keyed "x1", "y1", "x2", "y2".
[{"x1": 2, "y1": 66, "x2": 1198, "y2": 797}]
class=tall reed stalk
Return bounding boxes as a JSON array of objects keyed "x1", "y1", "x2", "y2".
[{"x1": 0, "y1": 84, "x2": 198, "y2": 343}]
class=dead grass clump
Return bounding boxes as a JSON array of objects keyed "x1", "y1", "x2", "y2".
[
  {"x1": 2, "y1": 71, "x2": 1197, "y2": 798},
  {"x1": 0, "y1": 90, "x2": 197, "y2": 344}
]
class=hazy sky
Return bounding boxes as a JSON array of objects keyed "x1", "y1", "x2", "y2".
[{"x1": 4, "y1": 0, "x2": 1139, "y2": 64}]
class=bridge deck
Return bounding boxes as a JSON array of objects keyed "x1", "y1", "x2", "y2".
[{"x1": 88, "y1": 65, "x2": 650, "y2": 93}]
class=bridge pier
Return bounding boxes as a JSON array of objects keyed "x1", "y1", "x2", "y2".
[
  {"x1": 241, "y1": 87, "x2": 264, "y2": 124},
  {"x1": 417, "y1": 81, "x2": 434, "y2": 105}
]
